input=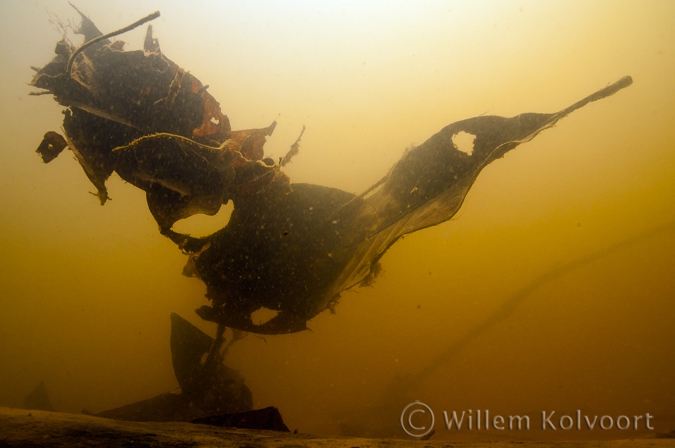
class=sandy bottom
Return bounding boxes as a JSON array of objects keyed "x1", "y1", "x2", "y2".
[{"x1": 0, "y1": 407, "x2": 672, "y2": 448}]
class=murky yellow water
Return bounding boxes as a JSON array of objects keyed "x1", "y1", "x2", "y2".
[{"x1": 1, "y1": 0, "x2": 674, "y2": 441}]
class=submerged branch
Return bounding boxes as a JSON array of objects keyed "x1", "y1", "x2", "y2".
[
  {"x1": 414, "y1": 220, "x2": 675, "y2": 386},
  {"x1": 338, "y1": 221, "x2": 675, "y2": 437}
]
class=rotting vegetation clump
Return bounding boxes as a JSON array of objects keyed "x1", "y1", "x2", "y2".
[{"x1": 31, "y1": 7, "x2": 633, "y2": 338}]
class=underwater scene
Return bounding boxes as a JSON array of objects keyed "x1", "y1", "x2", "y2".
[{"x1": 0, "y1": 0, "x2": 674, "y2": 443}]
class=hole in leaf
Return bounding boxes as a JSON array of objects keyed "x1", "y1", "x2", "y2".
[{"x1": 452, "y1": 131, "x2": 476, "y2": 156}]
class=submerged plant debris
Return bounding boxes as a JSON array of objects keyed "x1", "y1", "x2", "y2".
[
  {"x1": 31, "y1": 8, "x2": 632, "y2": 336},
  {"x1": 94, "y1": 313, "x2": 254, "y2": 422}
]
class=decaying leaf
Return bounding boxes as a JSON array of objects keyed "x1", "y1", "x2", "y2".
[
  {"x1": 96, "y1": 313, "x2": 252, "y2": 422},
  {"x1": 30, "y1": 7, "x2": 633, "y2": 335},
  {"x1": 168, "y1": 313, "x2": 252, "y2": 416},
  {"x1": 191, "y1": 76, "x2": 633, "y2": 334}
]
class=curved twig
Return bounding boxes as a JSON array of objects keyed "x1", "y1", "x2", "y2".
[{"x1": 65, "y1": 10, "x2": 160, "y2": 78}]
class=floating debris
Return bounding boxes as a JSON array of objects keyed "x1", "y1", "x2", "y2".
[{"x1": 30, "y1": 6, "x2": 632, "y2": 337}]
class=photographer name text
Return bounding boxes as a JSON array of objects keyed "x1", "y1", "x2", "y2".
[
  {"x1": 399, "y1": 402, "x2": 655, "y2": 438},
  {"x1": 442, "y1": 409, "x2": 654, "y2": 431}
]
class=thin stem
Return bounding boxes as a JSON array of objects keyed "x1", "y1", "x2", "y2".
[
  {"x1": 65, "y1": 10, "x2": 160, "y2": 78},
  {"x1": 203, "y1": 324, "x2": 226, "y2": 372}
]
